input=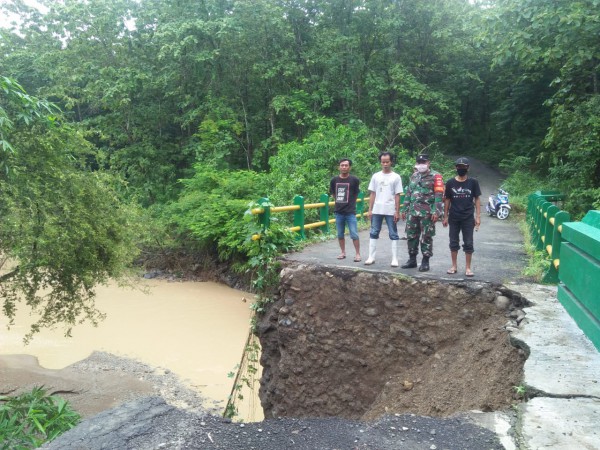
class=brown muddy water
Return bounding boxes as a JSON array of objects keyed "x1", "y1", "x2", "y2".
[{"x1": 0, "y1": 279, "x2": 263, "y2": 421}]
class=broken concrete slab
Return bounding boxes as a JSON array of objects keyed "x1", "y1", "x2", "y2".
[
  {"x1": 521, "y1": 397, "x2": 600, "y2": 449},
  {"x1": 508, "y1": 283, "x2": 600, "y2": 450},
  {"x1": 510, "y1": 283, "x2": 600, "y2": 397},
  {"x1": 462, "y1": 411, "x2": 516, "y2": 450}
]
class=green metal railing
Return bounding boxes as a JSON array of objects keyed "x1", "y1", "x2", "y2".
[
  {"x1": 527, "y1": 190, "x2": 568, "y2": 283},
  {"x1": 527, "y1": 191, "x2": 600, "y2": 351},
  {"x1": 557, "y1": 210, "x2": 600, "y2": 352},
  {"x1": 251, "y1": 192, "x2": 367, "y2": 240}
]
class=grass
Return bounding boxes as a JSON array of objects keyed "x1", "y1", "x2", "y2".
[
  {"x1": 519, "y1": 221, "x2": 551, "y2": 282},
  {"x1": 0, "y1": 386, "x2": 80, "y2": 450}
]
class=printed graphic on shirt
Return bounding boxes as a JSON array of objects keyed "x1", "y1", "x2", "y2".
[
  {"x1": 450, "y1": 186, "x2": 473, "y2": 199},
  {"x1": 336, "y1": 183, "x2": 350, "y2": 203},
  {"x1": 379, "y1": 180, "x2": 391, "y2": 193}
]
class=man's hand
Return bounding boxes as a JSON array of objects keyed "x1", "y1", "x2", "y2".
[
  {"x1": 442, "y1": 218, "x2": 448, "y2": 227},
  {"x1": 400, "y1": 211, "x2": 406, "y2": 221},
  {"x1": 394, "y1": 212, "x2": 400, "y2": 223},
  {"x1": 431, "y1": 213, "x2": 438, "y2": 223}
]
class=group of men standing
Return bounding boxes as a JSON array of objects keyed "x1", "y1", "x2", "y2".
[{"x1": 329, "y1": 153, "x2": 481, "y2": 276}]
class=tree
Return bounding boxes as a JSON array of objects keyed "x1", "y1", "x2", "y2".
[
  {"x1": 1, "y1": 0, "x2": 493, "y2": 182},
  {"x1": 267, "y1": 118, "x2": 414, "y2": 210},
  {"x1": 483, "y1": 0, "x2": 600, "y2": 215},
  {"x1": 1, "y1": 76, "x2": 142, "y2": 341}
]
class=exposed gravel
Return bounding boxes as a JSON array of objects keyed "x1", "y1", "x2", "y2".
[
  {"x1": 43, "y1": 396, "x2": 505, "y2": 450},
  {"x1": 34, "y1": 351, "x2": 507, "y2": 449}
]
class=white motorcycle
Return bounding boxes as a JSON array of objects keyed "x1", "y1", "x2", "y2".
[{"x1": 486, "y1": 188, "x2": 511, "y2": 220}]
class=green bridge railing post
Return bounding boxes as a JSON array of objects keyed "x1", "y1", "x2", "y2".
[
  {"x1": 527, "y1": 194, "x2": 538, "y2": 244},
  {"x1": 257, "y1": 197, "x2": 271, "y2": 231},
  {"x1": 534, "y1": 197, "x2": 547, "y2": 250},
  {"x1": 293, "y1": 195, "x2": 305, "y2": 240},
  {"x1": 544, "y1": 210, "x2": 570, "y2": 283},
  {"x1": 527, "y1": 193, "x2": 539, "y2": 239},
  {"x1": 540, "y1": 201, "x2": 553, "y2": 246},
  {"x1": 319, "y1": 193, "x2": 330, "y2": 233},
  {"x1": 357, "y1": 191, "x2": 365, "y2": 219},
  {"x1": 542, "y1": 204, "x2": 560, "y2": 283}
]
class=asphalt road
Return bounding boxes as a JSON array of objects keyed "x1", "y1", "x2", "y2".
[
  {"x1": 287, "y1": 157, "x2": 527, "y2": 285},
  {"x1": 44, "y1": 396, "x2": 504, "y2": 450}
]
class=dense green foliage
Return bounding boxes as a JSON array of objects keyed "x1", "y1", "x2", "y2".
[
  {"x1": 480, "y1": 0, "x2": 600, "y2": 215},
  {"x1": 2, "y1": 0, "x2": 593, "y2": 206},
  {"x1": 168, "y1": 164, "x2": 268, "y2": 261},
  {"x1": 0, "y1": 387, "x2": 80, "y2": 449},
  {"x1": 1, "y1": 0, "x2": 501, "y2": 190},
  {"x1": 0, "y1": 0, "x2": 598, "y2": 332},
  {"x1": 1, "y1": 76, "x2": 144, "y2": 340}
]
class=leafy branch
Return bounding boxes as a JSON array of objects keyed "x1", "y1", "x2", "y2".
[{"x1": 243, "y1": 207, "x2": 297, "y2": 316}]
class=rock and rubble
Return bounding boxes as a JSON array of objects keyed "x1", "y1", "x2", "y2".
[{"x1": 258, "y1": 264, "x2": 526, "y2": 420}]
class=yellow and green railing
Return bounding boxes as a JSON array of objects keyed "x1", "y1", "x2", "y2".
[
  {"x1": 527, "y1": 191, "x2": 600, "y2": 351},
  {"x1": 251, "y1": 192, "x2": 367, "y2": 240},
  {"x1": 527, "y1": 190, "x2": 569, "y2": 283}
]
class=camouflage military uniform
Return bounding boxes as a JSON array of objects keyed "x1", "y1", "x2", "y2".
[{"x1": 401, "y1": 170, "x2": 444, "y2": 257}]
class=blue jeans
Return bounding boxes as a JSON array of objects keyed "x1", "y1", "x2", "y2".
[
  {"x1": 335, "y1": 213, "x2": 359, "y2": 240},
  {"x1": 369, "y1": 214, "x2": 399, "y2": 240}
]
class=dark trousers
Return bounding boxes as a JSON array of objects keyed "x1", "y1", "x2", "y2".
[{"x1": 448, "y1": 217, "x2": 475, "y2": 254}]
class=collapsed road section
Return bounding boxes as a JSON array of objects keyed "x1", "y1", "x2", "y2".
[{"x1": 258, "y1": 263, "x2": 527, "y2": 420}]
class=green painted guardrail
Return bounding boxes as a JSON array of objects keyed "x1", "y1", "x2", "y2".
[
  {"x1": 527, "y1": 191, "x2": 569, "y2": 283},
  {"x1": 250, "y1": 192, "x2": 368, "y2": 240},
  {"x1": 527, "y1": 191, "x2": 600, "y2": 351},
  {"x1": 558, "y1": 210, "x2": 600, "y2": 352}
]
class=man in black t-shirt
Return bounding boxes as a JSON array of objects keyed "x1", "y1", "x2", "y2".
[
  {"x1": 442, "y1": 157, "x2": 481, "y2": 277},
  {"x1": 329, "y1": 158, "x2": 361, "y2": 262}
]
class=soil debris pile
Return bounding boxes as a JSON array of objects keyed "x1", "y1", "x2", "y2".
[{"x1": 258, "y1": 263, "x2": 526, "y2": 420}]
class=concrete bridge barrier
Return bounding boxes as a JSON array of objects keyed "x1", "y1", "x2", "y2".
[{"x1": 557, "y1": 210, "x2": 600, "y2": 351}]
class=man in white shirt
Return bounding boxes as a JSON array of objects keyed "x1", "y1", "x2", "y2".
[{"x1": 364, "y1": 152, "x2": 404, "y2": 266}]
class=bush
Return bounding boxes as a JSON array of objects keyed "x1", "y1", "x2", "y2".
[
  {"x1": 267, "y1": 119, "x2": 381, "y2": 207},
  {"x1": 0, "y1": 387, "x2": 80, "y2": 449},
  {"x1": 167, "y1": 164, "x2": 269, "y2": 261},
  {"x1": 267, "y1": 119, "x2": 419, "y2": 226}
]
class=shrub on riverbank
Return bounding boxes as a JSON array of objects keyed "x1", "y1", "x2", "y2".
[{"x1": 0, "y1": 387, "x2": 80, "y2": 449}]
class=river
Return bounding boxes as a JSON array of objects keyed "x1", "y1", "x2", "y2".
[{"x1": 0, "y1": 278, "x2": 263, "y2": 421}]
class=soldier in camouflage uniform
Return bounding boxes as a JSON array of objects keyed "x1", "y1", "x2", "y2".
[{"x1": 400, "y1": 153, "x2": 444, "y2": 271}]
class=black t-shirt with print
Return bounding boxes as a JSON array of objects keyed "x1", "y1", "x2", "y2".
[
  {"x1": 444, "y1": 177, "x2": 482, "y2": 220},
  {"x1": 329, "y1": 175, "x2": 360, "y2": 214}
]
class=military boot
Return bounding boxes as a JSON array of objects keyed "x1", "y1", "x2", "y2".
[
  {"x1": 401, "y1": 253, "x2": 418, "y2": 269},
  {"x1": 419, "y1": 256, "x2": 430, "y2": 272}
]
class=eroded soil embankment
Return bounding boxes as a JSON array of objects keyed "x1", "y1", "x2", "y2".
[{"x1": 257, "y1": 263, "x2": 527, "y2": 420}]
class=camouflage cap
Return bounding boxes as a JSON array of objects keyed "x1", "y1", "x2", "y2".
[{"x1": 416, "y1": 153, "x2": 429, "y2": 162}]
